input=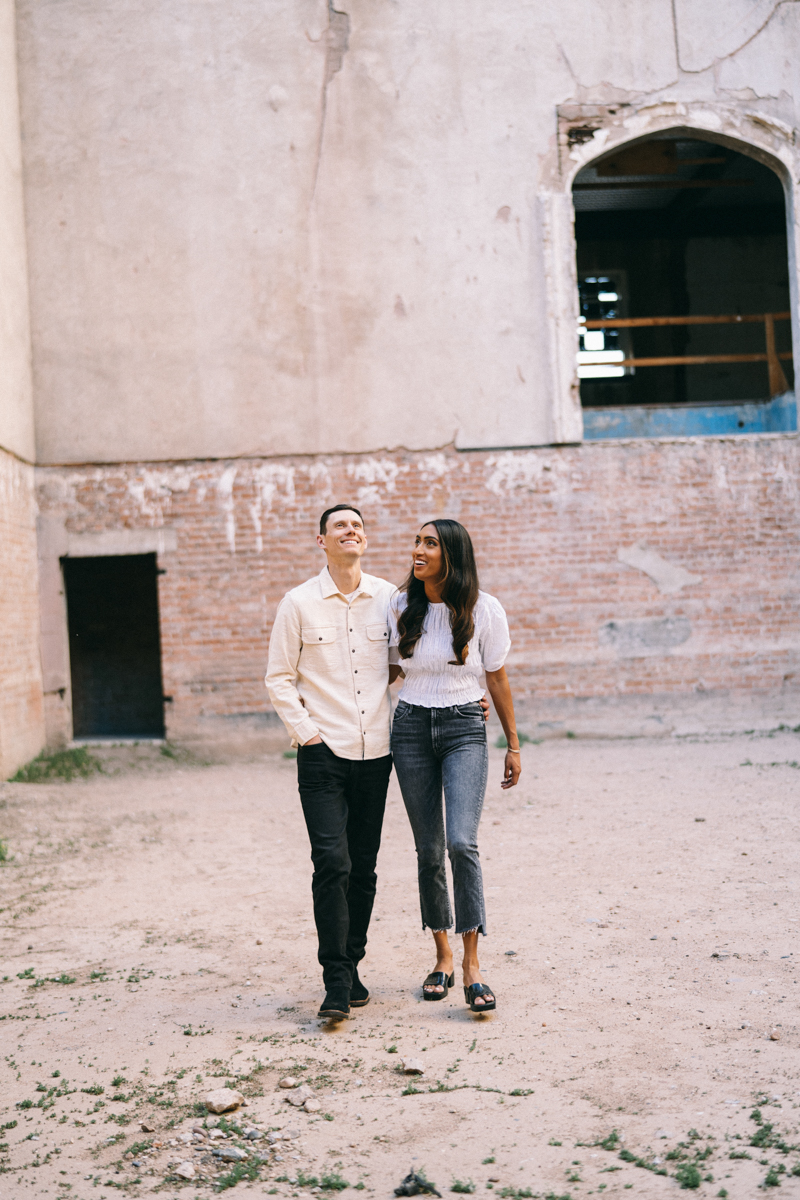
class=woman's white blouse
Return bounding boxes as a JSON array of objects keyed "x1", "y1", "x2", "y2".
[{"x1": 389, "y1": 591, "x2": 511, "y2": 709}]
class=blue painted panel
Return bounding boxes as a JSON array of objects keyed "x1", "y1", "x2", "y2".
[{"x1": 582, "y1": 391, "x2": 797, "y2": 440}]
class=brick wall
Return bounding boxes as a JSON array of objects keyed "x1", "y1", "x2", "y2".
[
  {"x1": 0, "y1": 447, "x2": 45, "y2": 776},
  {"x1": 36, "y1": 433, "x2": 800, "y2": 747}
]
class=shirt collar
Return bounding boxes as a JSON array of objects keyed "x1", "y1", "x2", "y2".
[{"x1": 319, "y1": 566, "x2": 375, "y2": 600}]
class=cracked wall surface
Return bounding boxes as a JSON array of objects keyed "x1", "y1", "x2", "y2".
[{"x1": 15, "y1": 0, "x2": 800, "y2": 464}]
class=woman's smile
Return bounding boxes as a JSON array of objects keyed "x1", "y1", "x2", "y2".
[{"x1": 412, "y1": 525, "x2": 443, "y2": 582}]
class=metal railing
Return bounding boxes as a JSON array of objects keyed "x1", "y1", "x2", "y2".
[{"x1": 581, "y1": 310, "x2": 793, "y2": 397}]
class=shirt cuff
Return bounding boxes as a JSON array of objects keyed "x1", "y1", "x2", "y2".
[{"x1": 294, "y1": 714, "x2": 320, "y2": 746}]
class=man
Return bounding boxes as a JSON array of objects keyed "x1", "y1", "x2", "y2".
[{"x1": 265, "y1": 504, "x2": 397, "y2": 1020}]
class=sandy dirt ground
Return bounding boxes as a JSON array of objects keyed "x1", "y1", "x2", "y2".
[{"x1": 1, "y1": 731, "x2": 799, "y2": 1200}]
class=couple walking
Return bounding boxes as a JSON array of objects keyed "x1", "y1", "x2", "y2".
[{"x1": 266, "y1": 504, "x2": 521, "y2": 1020}]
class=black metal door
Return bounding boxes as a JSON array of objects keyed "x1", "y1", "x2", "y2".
[{"x1": 63, "y1": 554, "x2": 165, "y2": 738}]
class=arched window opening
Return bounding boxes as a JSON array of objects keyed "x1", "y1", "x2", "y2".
[{"x1": 573, "y1": 134, "x2": 795, "y2": 438}]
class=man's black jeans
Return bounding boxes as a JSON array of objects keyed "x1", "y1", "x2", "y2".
[{"x1": 297, "y1": 742, "x2": 392, "y2": 996}]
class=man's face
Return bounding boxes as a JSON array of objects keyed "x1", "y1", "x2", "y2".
[{"x1": 317, "y1": 510, "x2": 367, "y2": 563}]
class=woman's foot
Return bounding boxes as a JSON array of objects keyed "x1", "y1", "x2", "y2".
[
  {"x1": 462, "y1": 963, "x2": 493, "y2": 1005},
  {"x1": 461, "y1": 929, "x2": 492, "y2": 1006},
  {"x1": 423, "y1": 954, "x2": 454, "y2": 996}
]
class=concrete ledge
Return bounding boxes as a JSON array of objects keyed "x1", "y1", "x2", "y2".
[
  {"x1": 505, "y1": 689, "x2": 800, "y2": 741},
  {"x1": 65, "y1": 528, "x2": 177, "y2": 557}
]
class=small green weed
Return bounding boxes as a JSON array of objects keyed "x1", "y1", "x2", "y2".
[
  {"x1": 320, "y1": 1173, "x2": 350, "y2": 1191},
  {"x1": 764, "y1": 1167, "x2": 782, "y2": 1188},
  {"x1": 0, "y1": 840, "x2": 9, "y2": 863},
  {"x1": 674, "y1": 1162, "x2": 702, "y2": 1189},
  {"x1": 215, "y1": 1159, "x2": 260, "y2": 1190},
  {"x1": 451, "y1": 1181, "x2": 475, "y2": 1194},
  {"x1": 11, "y1": 747, "x2": 102, "y2": 783},
  {"x1": 598, "y1": 1130, "x2": 620, "y2": 1151},
  {"x1": 126, "y1": 1140, "x2": 152, "y2": 1158},
  {"x1": 482, "y1": 1156, "x2": 496, "y2": 1164}
]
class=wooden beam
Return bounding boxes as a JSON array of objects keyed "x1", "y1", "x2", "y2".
[{"x1": 583, "y1": 312, "x2": 791, "y2": 329}]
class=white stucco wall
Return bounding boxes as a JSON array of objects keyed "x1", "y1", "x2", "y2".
[
  {"x1": 15, "y1": 0, "x2": 800, "y2": 465},
  {"x1": 0, "y1": 0, "x2": 34, "y2": 462}
]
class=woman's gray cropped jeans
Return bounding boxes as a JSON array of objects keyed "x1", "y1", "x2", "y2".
[{"x1": 391, "y1": 699, "x2": 488, "y2": 935}]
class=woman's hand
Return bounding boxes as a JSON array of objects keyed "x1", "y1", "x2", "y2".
[
  {"x1": 501, "y1": 749, "x2": 521, "y2": 789},
  {"x1": 485, "y1": 666, "x2": 522, "y2": 789}
]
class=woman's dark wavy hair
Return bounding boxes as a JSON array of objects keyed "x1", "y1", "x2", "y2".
[{"x1": 397, "y1": 519, "x2": 479, "y2": 665}]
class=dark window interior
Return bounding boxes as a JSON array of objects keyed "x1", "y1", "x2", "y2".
[
  {"x1": 63, "y1": 554, "x2": 165, "y2": 738},
  {"x1": 573, "y1": 135, "x2": 793, "y2": 408}
]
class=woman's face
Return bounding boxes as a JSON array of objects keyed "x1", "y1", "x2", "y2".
[{"x1": 413, "y1": 524, "x2": 443, "y2": 584}]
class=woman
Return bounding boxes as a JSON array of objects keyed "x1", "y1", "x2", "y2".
[{"x1": 389, "y1": 519, "x2": 521, "y2": 1012}]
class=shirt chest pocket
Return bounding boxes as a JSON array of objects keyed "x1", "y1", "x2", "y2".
[
  {"x1": 303, "y1": 626, "x2": 338, "y2": 663},
  {"x1": 366, "y1": 622, "x2": 389, "y2": 669}
]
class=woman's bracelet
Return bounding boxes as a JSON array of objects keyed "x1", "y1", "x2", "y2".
[{"x1": 506, "y1": 746, "x2": 521, "y2": 754}]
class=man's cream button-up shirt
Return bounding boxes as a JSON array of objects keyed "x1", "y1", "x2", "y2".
[{"x1": 265, "y1": 567, "x2": 397, "y2": 760}]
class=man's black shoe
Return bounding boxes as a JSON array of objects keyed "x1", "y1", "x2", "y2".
[
  {"x1": 350, "y1": 968, "x2": 370, "y2": 1008},
  {"x1": 318, "y1": 993, "x2": 350, "y2": 1021}
]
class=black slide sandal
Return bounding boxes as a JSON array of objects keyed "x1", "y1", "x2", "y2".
[
  {"x1": 464, "y1": 982, "x2": 496, "y2": 1012},
  {"x1": 422, "y1": 971, "x2": 455, "y2": 1000}
]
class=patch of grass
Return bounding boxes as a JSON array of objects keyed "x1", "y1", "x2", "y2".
[
  {"x1": 214, "y1": 1159, "x2": 260, "y2": 1190},
  {"x1": 617, "y1": 1149, "x2": 667, "y2": 1176},
  {"x1": 81, "y1": 1084, "x2": 104, "y2": 1096},
  {"x1": 598, "y1": 1130, "x2": 620, "y2": 1151},
  {"x1": 674, "y1": 1162, "x2": 702, "y2": 1189},
  {"x1": 0, "y1": 840, "x2": 9, "y2": 863},
  {"x1": 320, "y1": 1172, "x2": 350, "y2": 1191},
  {"x1": 764, "y1": 1167, "x2": 782, "y2": 1187},
  {"x1": 126, "y1": 1139, "x2": 152, "y2": 1158},
  {"x1": 451, "y1": 1181, "x2": 475, "y2": 1194},
  {"x1": 509, "y1": 1088, "x2": 534, "y2": 1096},
  {"x1": 283, "y1": 749, "x2": 298, "y2": 759},
  {"x1": 482, "y1": 1157, "x2": 496, "y2": 1164},
  {"x1": 402, "y1": 1084, "x2": 422, "y2": 1096},
  {"x1": 11, "y1": 746, "x2": 103, "y2": 783}
]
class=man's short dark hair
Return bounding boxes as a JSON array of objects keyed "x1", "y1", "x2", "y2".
[{"x1": 319, "y1": 503, "x2": 365, "y2": 536}]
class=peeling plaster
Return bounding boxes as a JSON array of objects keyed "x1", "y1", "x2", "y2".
[
  {"x1": 485, "y1": 452, "x2": 566, "y2": 496},
  {"x1": 311, "y1": 0, "x2": 350, "y2": 199},
  {"x1": 599, "y1": 616, "x2": 692, "y2": 657},
  {"x1": 618, "y1": 544, "x2": 703, "y2": 594},
  {"x1": 217, "y1": 465, "x2": 238, "y2": 555}
]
